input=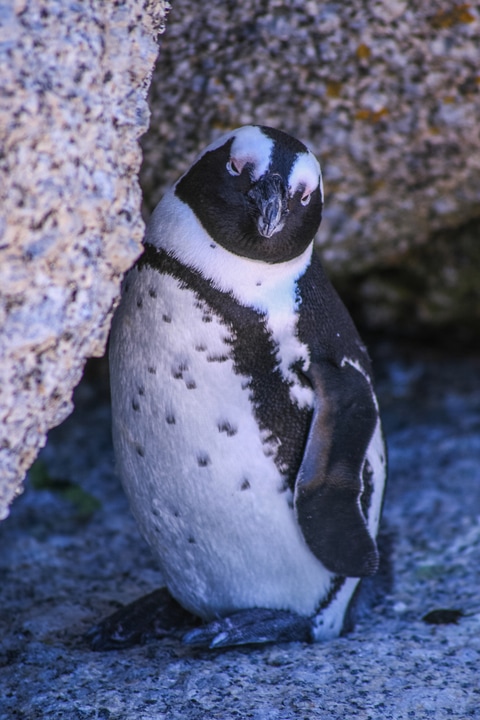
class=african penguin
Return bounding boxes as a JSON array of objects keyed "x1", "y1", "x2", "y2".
[{"x1": 90, "y1": 125, "x2": 387, "y2": 650}]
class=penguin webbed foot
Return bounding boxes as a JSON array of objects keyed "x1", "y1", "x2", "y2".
[
  {"x1": 87, "y1": 587, "x2": 198, "y2": 651},
  {"x1": 183, "y1": 607, "x2": 312, "y2": 649}
]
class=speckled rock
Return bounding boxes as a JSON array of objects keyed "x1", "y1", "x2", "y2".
[
  {"x1": 334, "y1": 216, "x2": 480, "y2": 344},
  {"x1": 1, "y1": 343, "x2": 479, "y2": 719},
  {"x1": 0, "y1": 0, "x2": 168, "y2": 519},
  {"x1": 141, "y1": 0, "x2": 480, "y2": 337}
]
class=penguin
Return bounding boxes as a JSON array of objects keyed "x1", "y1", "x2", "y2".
[{"x1": 89, "y1": 125, "x2": 387, "y2": 650}]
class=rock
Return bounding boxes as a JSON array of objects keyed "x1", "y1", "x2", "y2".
[
  {"x1": 141, "y1": 1, "x2": 480, "y2": 336},
  {"x1": 333, "y1": 217, "x2": 480, "y2": 345},
  {"x1": 2, "y1": 0, "x2": 479, "y2": 520},
  {"x1": 0, "y1": 0, "x2": 168, "y2": 519},
  {"x1": 1, "y1": 342, "x2": 479, "y2": 718}
]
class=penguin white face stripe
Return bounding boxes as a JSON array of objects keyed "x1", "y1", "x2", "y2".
[
  {"x1": 288, "y1": 152, "x2": 324, "y2": 203},
  {"x1": 229, "y1": 126, "x2": 274, "y2": 181},
  {"x1": 188, "y1": 125, "x2": 321, "y2": 196},
  {"x1": 186, "y1": 126, "x2": 274, "y2": 182}
]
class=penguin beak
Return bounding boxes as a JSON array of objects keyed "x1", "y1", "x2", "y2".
[{"x1": 247, "y1": 174, "x2": 289, "y2": 238}]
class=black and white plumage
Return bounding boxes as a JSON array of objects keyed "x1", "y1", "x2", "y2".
[{"x1": 95, "y1": 125, "x2": 386, "y2": 649}]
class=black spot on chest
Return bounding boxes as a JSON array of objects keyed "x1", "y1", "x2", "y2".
[{"x1": 138, "y1": 245, "x2": 312, "y2": 487}]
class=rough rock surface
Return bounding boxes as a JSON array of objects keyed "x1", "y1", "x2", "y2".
[
  {"x1": 0, "y1": 0, "x2": 168, "y2": 519},
  {"x1": 1, "y1": 342, "x2": 479, "y2": 718},
  {"x1": 141, "y1": 0, "x2": 480, "y2": 339}
]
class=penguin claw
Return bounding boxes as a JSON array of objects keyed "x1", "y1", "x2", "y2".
[
  {"x1": 183, "y1": 622, "x2": 232, "y2": 649},
  {"x1": 183, "y1": 608, "x2": 313, "y2": 649}
]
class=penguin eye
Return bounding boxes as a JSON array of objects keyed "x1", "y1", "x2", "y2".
[
  {"x1": 301, "y1": 192, "x2": 311, "y2": 207},
  {"x1": 226, "y1": 159, "x2": 241, "y2": 177}
]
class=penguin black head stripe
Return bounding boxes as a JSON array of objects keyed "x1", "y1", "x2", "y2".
[
  {"x1": 175, "y1": 126, "x2": 323, "y2": 263},
  {"x1": 90, "y1": 125, "x2": 387, "y2": 650}
]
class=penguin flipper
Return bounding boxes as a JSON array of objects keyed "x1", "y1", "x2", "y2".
[
  {"x1": 295, "y1": 360, "x2": 379, "y2": 577},
  {"x1": 183, "y1": 608, "x2": 312, "y2": 648}
]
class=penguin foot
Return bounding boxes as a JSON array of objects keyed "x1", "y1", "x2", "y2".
[
  {"x1": 183, "y1": 608, "x2": 313, "y2": 649},
  {"x1": 87, "y1": 588, "x2": 198, "y2": 651}
]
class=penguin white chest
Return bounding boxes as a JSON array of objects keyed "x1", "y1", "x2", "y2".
[{"x1": 109, "y1": 263, "x2": 332, "y2": 620}]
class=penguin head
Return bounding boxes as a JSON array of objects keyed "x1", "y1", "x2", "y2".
[{"x1": 175, "y1": 126, "x2": 323, "y2": 264}]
